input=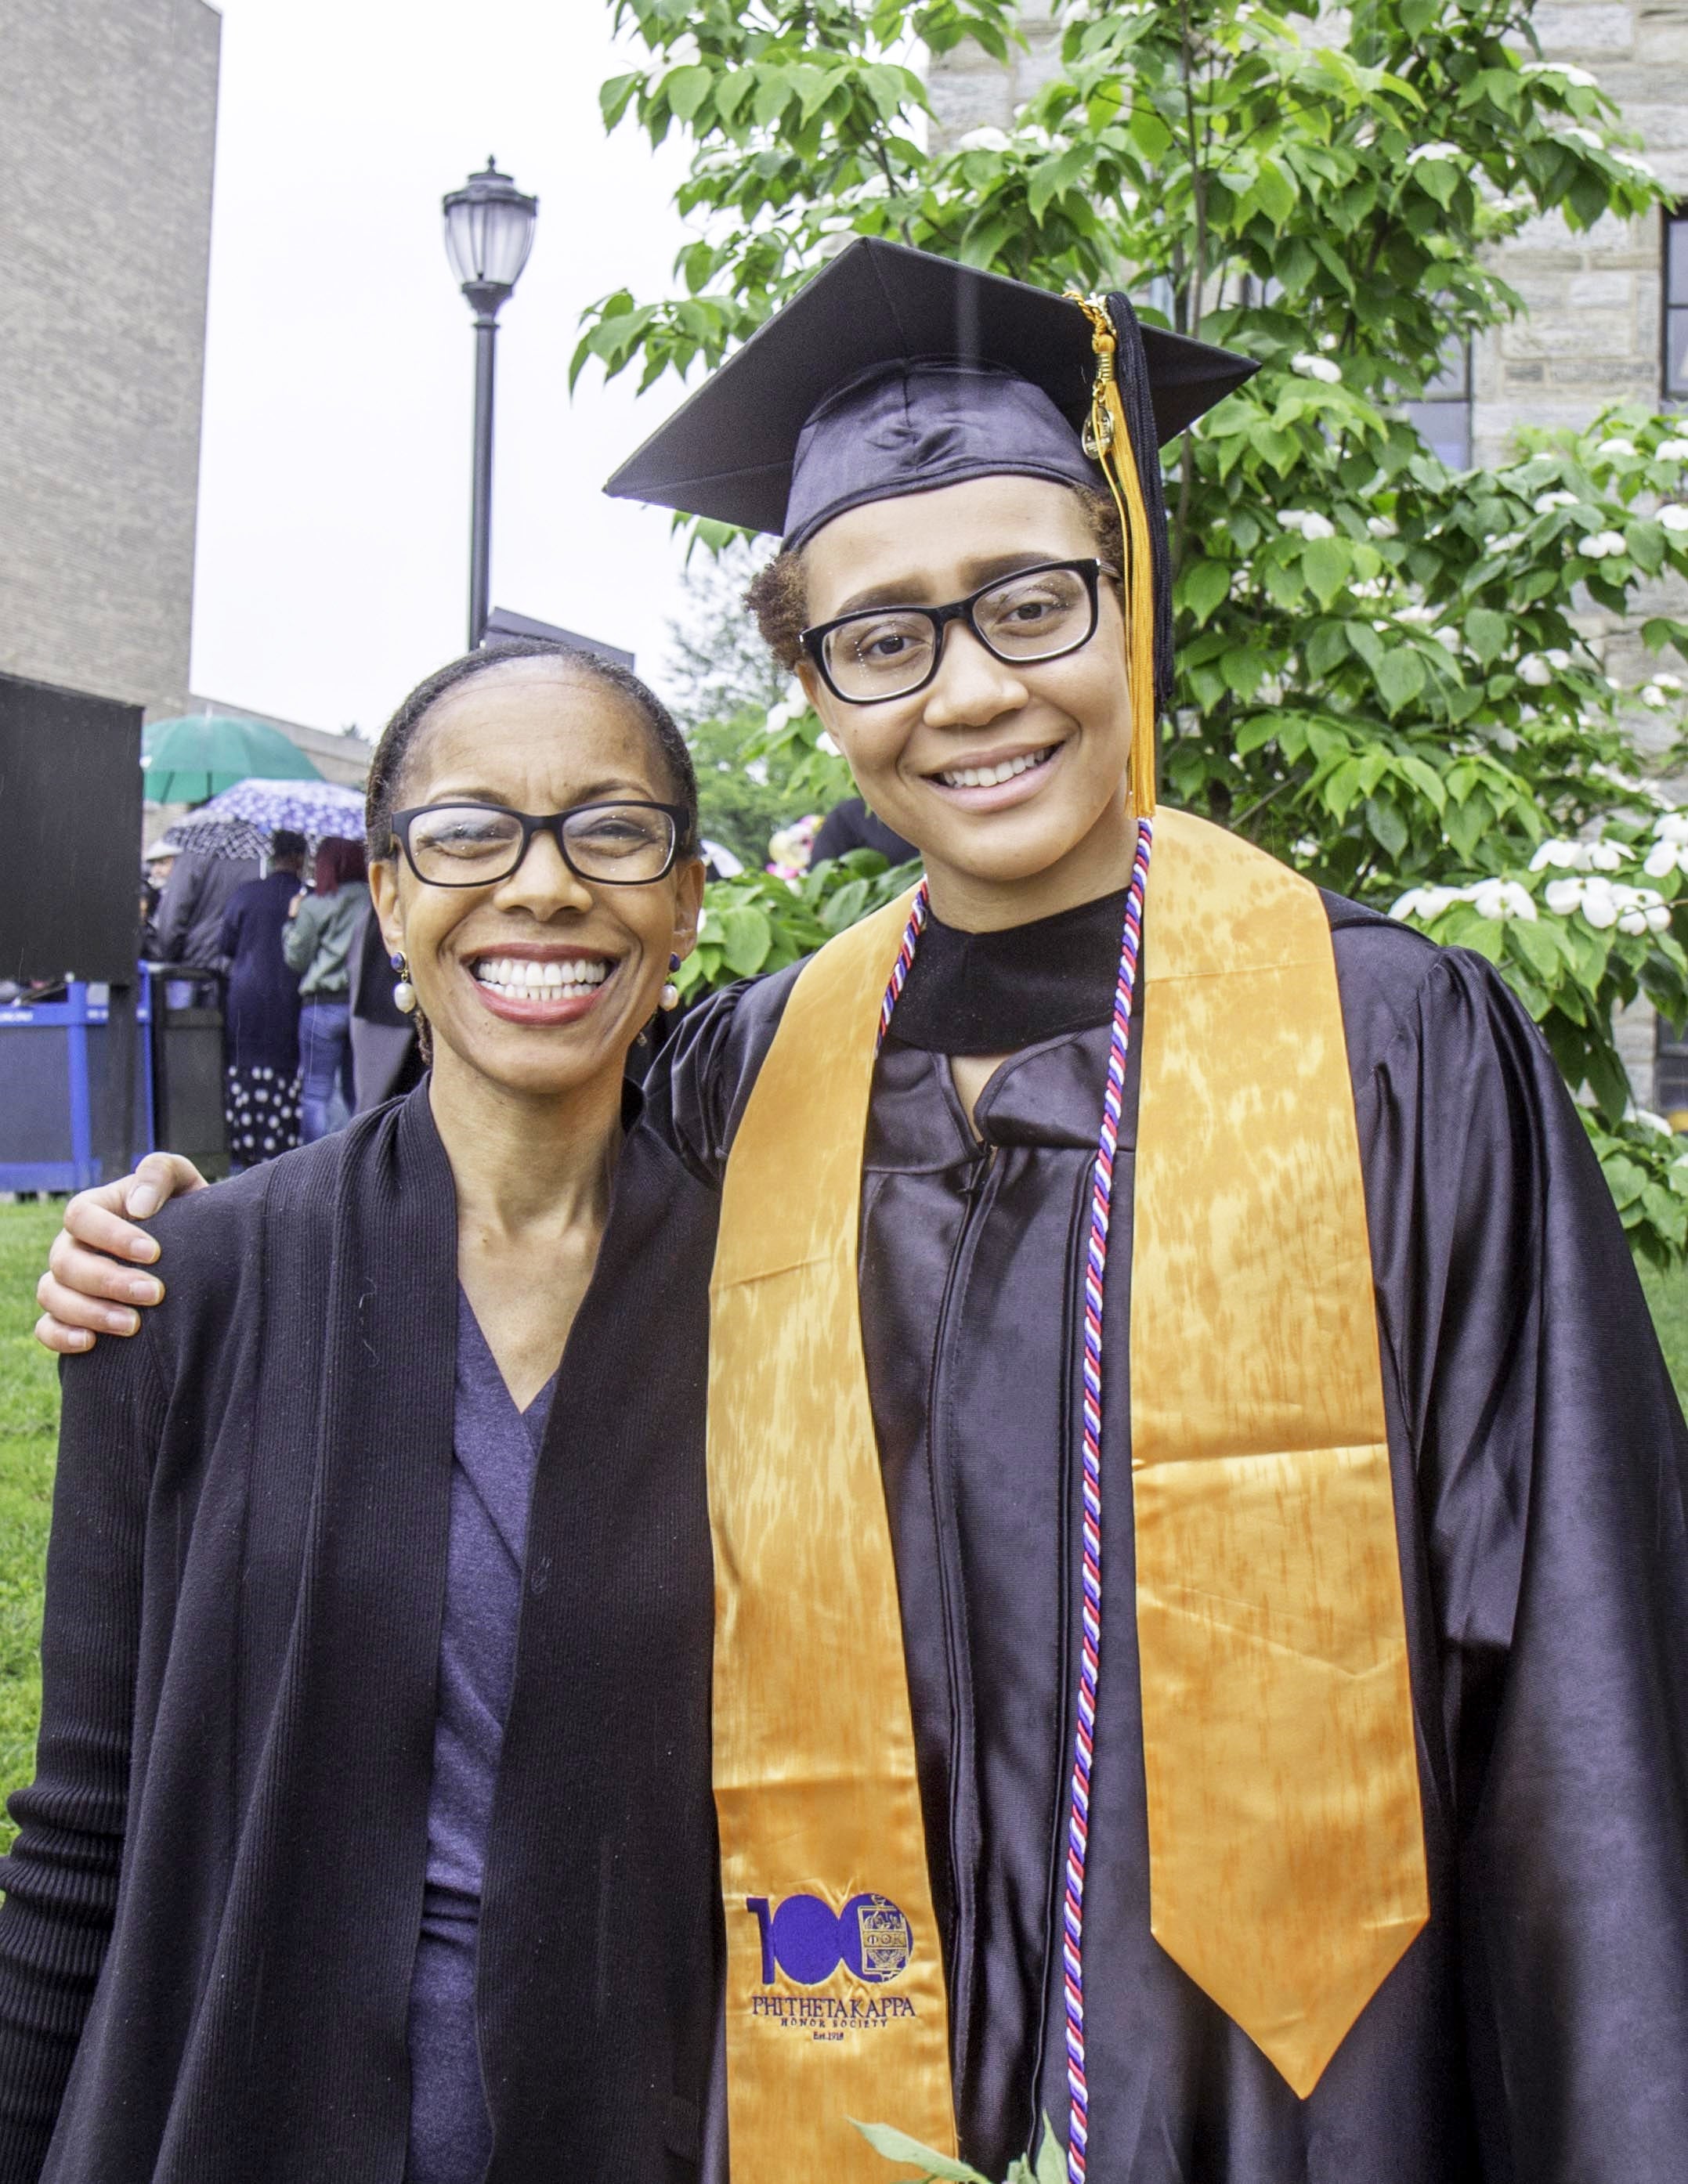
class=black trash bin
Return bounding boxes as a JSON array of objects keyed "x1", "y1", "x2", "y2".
[{"x1": 146, "y1": 965, "x2": 230, "y2": 1178}]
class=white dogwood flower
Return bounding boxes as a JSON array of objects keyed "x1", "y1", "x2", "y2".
[
  {"x1": 1407, "y1": 142, "x2": 1462, "y2": 164},
  {"x1": 1390, "y1": 885, "x2": 1464, "y2": 922},
  {"x1": 1660, "y1": 505, "x2": 1688, "y2": 532},
  {"x1": 1655, "y1": 439, "x2": 1688, "y2": 461},
  {"x1": 1520, "y1": 60, "x2": 1599, "y2": 86},
  {"x1": 1596, "y1": 436, "x2": 1638, "y2": 457},
  {"x1": 1544, "y1": 877, "x2": 1585, "y2": 916},
  {"x1": 1534, "y1": 489, "x2": 1580, "y2": 513},
  {"x1": 955, "y1": 126, "x2": 1013, "y2": 153},
  {"x1": 1292, "y1": 353, "x2": 1343, "y2": 384},
  {"x1": 1470, "y1": 878, "x2": 1538, "y2": 922},
  {"x1": 1579, "y1": 530, "x2": 1628, "y2": 558},
  {"x1": 1366, "y1": 515, "x2": 1397, "y2": 539}
]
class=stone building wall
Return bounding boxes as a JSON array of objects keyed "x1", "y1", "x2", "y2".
[{"x1": 0, "y1": 0, "x2": 221, "y2": 718}]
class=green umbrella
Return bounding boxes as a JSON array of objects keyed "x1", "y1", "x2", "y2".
[{"x1": 142, "y1": 714, "x2": 323, "y2": 803}]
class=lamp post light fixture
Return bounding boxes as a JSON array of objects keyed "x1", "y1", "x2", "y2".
[{"x1": 442, "y1": 157, "x2": 539, "y2": 650}]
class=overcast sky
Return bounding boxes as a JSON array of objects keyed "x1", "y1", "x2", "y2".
[{"x1": 190, "y1": 0, "x2": 700, "y2": 735}]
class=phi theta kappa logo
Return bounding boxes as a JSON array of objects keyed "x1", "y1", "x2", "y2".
[{"x1": 745, "y1": 1891, "x2": 913, "y2": 1986}]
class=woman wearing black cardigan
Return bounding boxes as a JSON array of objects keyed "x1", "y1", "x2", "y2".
[{"x1": 0, "y1": 641, "x2": 710, "y2": 2184}]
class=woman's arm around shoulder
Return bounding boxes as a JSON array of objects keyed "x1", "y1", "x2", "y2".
[{"x1": 639, "y1": 963, "x2": 806, "y2": 1187}]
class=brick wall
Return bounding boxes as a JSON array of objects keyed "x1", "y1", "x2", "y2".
[{"x1": 0, "y1": 0, "x2": 220, "y2": 717}]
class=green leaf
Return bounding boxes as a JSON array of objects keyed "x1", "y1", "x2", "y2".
[
  {"x1": 664, "y1": 64, "x2": 714, "y2": 121},
  {"x1": 599, "y1": 71, "x2": 642, "y2": 128},
  {"x1": 1604, "y1": 1155, "x2": 1649, "y2": 1211},
  {"x1": 1220, "y1": 647, "x2": 1268, "y2": 700},
  {"x1": 1415, "y1": 158, "x2": 1459, "y2": 210},
  {"x1": 1506, "y1": 918, "x2": 1565, "y2": 982},
  {"x1": 1375, "y1": 648, "x2": 1426, "y2": 716},
  {"x1": 1305, "y1": 619, "x2": 1347, "y2": 677},
  {"x1": 1179, "y1": 558, "x2": 1231, "y2": 626},
  {"x1": 1393, "y1": 754, "x2": 1448, "y2": 812},
  {"x1": 1587, "y1": 1041, "x2": 1636, "y2": 1126},
  {"x1": 716, "y1": 904, "x2": 774, "y2": 978},
  {"x1": 1345, "y1": 620, "x2": 1385, "y2": 672},
  {"x1": 1129, "y1": 106, "x2": 1172, "y2": 160},
  {"x1": 1028, "y1": 143, "x2": 1093, "y2": 222},
  {"x1": 752, "y1": 67, "x2": 792, "y2": 127},
  {"x1": 1302, "y1": 536, "x2": 1350, "y2": 610},
  {"x1": 1234, "y1": 713, "x2": 1279, "y2": 756},
  {"x1": 1034, "y1": 2115, "x2": 1068, "y2": 2184},
  {"x1": 1463, "y1": 607, "x2": 1509, "y2": 664},
  {"x1": 851, "y1": 2121, "x2": 992, "y2": 2182},
  {"x1": 1255, "y1": 156, "x2": 1296, "y2": 228},
  {"x1": 1364, "y1": 795, "x2": 1408, "y2": 859}
]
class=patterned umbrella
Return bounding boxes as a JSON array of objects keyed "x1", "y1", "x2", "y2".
[
  {"x1": 163, "y1": 777, "x2": 368, "y2": 861},
  {"x1": 141, "y1": 714, "x2": 324, "y2": 803}
]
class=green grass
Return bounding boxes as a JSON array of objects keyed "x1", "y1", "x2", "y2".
[
  {"x1": 0, "y1": 1204, "x2": 63, "y2": 1852},
  {"x1": 0, "y1": 1204, "x2": 1683, "y2": 1865}
]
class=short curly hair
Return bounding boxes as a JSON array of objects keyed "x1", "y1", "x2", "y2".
[{"x1": 743, "y1": 485, "x2": 1126, "y2": 670}]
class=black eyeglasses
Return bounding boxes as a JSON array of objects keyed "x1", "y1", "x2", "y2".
[
  {"x1": 801, "y1": 558, "x2": 1116, "y2": 705},
  {"x1": 390, "y1": 800, "x2": 692, "y2": 888}
]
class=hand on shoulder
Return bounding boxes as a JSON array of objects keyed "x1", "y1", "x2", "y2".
[{"x1": 33, "y1": 1154, "x2": 209, "y2": 1354}]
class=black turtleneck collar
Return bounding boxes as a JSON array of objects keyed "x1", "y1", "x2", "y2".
[{"x1": 885, "y1": 884, "x2": 1130, "y2": 1056}]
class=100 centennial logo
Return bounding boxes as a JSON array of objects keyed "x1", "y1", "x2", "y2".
[
  {"x1": 745, "y1": 1892, "x2": 913, "y2": 1985},
  {"x1": 743, "y1": 1893, "x2": 920, "y2": 2034}
]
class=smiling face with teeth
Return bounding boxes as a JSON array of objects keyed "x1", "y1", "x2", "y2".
[
  {"x1": 794, "y1": 475, "x2": 1139, "y2": 931},
  {"x1": 369, "y1": 657, "x2": 704, "y2": 1109}
]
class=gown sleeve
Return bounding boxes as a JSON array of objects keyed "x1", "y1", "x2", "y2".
[
  {"x1": 0, "y1": 1334, "x2": 164, "y2": 2183},
  {"x1": 642, "y1": 967, "x2": 802, "y2": 1187},
  {"x1": 1356, "y1": 938, "x2": 1688, "y2": 2181}
]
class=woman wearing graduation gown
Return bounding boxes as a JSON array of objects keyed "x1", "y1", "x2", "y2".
[
  {"x1": 36, "y1": 242, "x2": 1688, "y2": 2184},
  {"x1": 1, "y1": 637, "x2": 709, "y2": 2183}
]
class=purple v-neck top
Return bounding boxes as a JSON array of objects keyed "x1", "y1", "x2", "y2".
[{"x1": 403, "y1": 1292, "x2": 555, "y2": 2184}]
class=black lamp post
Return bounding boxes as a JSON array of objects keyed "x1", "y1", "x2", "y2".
[{"x1": 442, "y1": 158, "x2": 538, "y2": 650}]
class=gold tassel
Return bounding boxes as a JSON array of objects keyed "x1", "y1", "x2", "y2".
[{"x1": 1066, "y1": 291, "x2": 1158, "y2": 816}]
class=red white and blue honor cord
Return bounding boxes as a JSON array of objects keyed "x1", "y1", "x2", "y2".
[{"x1": 874, "y1": 818, "x2": 1155, "y2": 2183}]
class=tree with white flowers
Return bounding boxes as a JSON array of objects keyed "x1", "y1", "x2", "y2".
[{"x1": 582, "y1": 0, "x2": 1688, "y2": 1260}]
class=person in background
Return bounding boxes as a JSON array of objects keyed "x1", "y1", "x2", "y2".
[
  {"x1": 805, "y1": 792, "x2": 916, "y2": 869},
  {"x1": 150, "y1": 841, "x2": 259, "y2": 976},
  {"x1": 284, "y1": 837, "x2": 367, "y2": 1142},
  {"x1": 218, "y1": 829, "x2": 306, "y2": 1171},
  {"x1": 139, "y1": 843, "x2": 175, "y2": 958}
]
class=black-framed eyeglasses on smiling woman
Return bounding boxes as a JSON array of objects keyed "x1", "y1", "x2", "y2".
[
  {"x1": 801, "y1": 556, "x2": 1118, "y2": 705},
  {"x1": 391, "y1": 800, "x2": 692, "y2": 888}
]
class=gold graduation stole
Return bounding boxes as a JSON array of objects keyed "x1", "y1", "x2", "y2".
[{"x1": 706, "y1": 812, "x2": 1427, "y2": 2181}]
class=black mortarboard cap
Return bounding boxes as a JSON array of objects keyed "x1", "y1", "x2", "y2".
[{"x1": 602, "y1": 238, "x2": 1256, "y2": 544}]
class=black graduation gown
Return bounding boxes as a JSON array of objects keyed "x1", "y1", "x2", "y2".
[{"x1": 603, "y1": 887, "x2": 1688, "y2": 2183}]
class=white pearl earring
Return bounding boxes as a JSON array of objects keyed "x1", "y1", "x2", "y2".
[{"x1": 391, "y1": 951, "x2": 417, "y2": 1015}]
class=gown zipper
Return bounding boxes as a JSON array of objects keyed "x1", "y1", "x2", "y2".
[{"x1": 924, "y1": 1129, "x2": 998, "y2": 2112}]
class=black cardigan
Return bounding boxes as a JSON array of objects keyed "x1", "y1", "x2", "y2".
[{"x1": 0, "y1": 1088, "x2": 720, "y2": 2184}]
